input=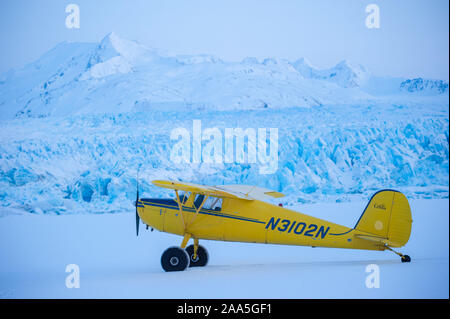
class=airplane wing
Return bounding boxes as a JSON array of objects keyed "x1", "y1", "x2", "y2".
[
  {"x1": 151, "y1": 180, "x2": 254, "y2": 200},
  {"x1": 151, "y1": 180, "x2": 285, "y2": 201}
]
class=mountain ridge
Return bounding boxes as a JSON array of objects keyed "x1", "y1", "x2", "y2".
[{"x1": 0, "y1": 33, "x2": 447, "y2": 120}]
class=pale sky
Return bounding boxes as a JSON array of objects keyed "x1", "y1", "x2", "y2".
[{"x1": 0, "y1": 0, "x2": 448, "y2": 80}]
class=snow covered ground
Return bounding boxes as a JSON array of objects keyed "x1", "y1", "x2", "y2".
[{"x1": 0, "y1": 199, "x2": 447, "y2": 299}]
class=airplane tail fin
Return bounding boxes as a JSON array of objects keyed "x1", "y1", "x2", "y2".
[{"x1": 354, "y1": 190, "x2": 412, "y2": 247}]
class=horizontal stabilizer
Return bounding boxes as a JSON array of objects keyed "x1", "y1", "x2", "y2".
[
  {"x1": 264, "y1": 191, "x2": 285, "y2": 198},
  {"x1": 354, "y1": 234, "x2": 389, "y2": 245}
]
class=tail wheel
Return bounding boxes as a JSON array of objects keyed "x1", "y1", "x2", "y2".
[
  {"x1": 161, "y1": 246, "x2": 190, "y2": 272},
  {"x1": 185, "y1": 245, "x2": 209, "y2": 267},
  {"x1": 401, "y1": 255, "x2": 411, "y2": 263}
]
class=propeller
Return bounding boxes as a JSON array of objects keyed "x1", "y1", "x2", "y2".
[{"x1": 135, "y1": 167, "x2": 140, "y2": 236}]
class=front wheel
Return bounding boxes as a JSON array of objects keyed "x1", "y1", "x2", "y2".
[
  {"x1": 161, "y1": 246, "x2": 190, "y2": 272},
  {"x1": 185, "y1": 245, "x2": 209, "y2": 267}
]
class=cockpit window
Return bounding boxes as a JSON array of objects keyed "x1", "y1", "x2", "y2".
[
  {"x1": 193, "y1": 195, "x2": 222, "y2": 211},
  {"x1": 176, "y1": 191, "x2": 191, "y2": 205},
  {"x1": 206, "y1": 197, "x2": 222, "y2": 211},
  {"x1": 194, "y1": 194, "x2": 205, "y2": 209},
  {"x1": 181, "y1": 192, "x2": 190, "y2": 205}
]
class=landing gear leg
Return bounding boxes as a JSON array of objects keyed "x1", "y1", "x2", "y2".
[
  {"x1": 180, "y1": 233, "x2": 192, "y2": 249},
  {"x1": 193, "y1": 238, "x2": 199, "y2": 260},
  {"x1": 385, "y1": 245, "x2": 411, "y2": 263}
]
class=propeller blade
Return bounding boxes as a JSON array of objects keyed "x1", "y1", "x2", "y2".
[
  {"x1": 135, "y1": 168, "x2": 140, "y2": 237},
  {"x1": 136, "y1": 209, "x2": 140, "y2": 236}
]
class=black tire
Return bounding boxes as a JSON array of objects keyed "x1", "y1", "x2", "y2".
[
  {"x1": 401, "y1": 255, "x2": 411, "y2": 263},
  {"x1": 185, "y1": 244, "x2": 209, "y2": 267},
  {"x1": 161, "y1": 246, "x2": 190, "y2": 272}
]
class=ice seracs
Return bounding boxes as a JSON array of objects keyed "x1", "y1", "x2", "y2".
[{"x1": 400, "y1": 78, "x2": 449, "y2": 94}]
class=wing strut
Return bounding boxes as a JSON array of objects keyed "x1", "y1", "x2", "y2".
[
  {"x1": 174, "y1": 190, "x2": 208, "y2": 232},
  {"x1": 187, "y1": 195, "x2": 208, "y2": 229},
  {"x1": 174, "y1": 190, "x2": 186, "y2": 230}
]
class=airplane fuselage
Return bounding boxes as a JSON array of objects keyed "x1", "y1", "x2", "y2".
[{"x1": 137, "y1": 196, "x2": 384, "y2": 251}]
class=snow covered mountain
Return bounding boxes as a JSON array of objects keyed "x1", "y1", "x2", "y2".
[
  {"x1": 0, "y1": 33, "x2": 448, "y2": 216},
  {"x1": 292, "y1": 58, "x2": 370, "y2": 88},
  {"x1": 2, "y1": 32, "x2": 447, "y2": 121}
]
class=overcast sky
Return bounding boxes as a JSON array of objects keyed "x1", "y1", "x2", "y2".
[{"x1": 0, "y1": 0, "x2": 448, "y2": 80}]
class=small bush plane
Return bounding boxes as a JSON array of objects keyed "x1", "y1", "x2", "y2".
[{"x1": 135, "y1": 180, "x2": 412, "y2": 272}]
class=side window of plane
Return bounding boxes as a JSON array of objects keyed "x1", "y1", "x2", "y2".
[
  {"x1": 203, "y1": 197, "x2": 223, "y2": 211},
  {"x1": 212, "y1": 198, "x2": 222, "y2": 211},
  {"x1": 193, "y1": 195, "x2": 222, "y2": 211},
  {"x1": 178, "y1": 191, "x2": 185, "y2": 204},
  {"x1": 180, "y1": 191, "x2": 190, "y2": 205},
  {"x1": 194, "y1": 194, "x2": 205, "y2": 209}
]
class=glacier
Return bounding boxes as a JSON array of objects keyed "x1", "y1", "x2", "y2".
[{"x1": 0, "y1": 32, "x2": 448, "y2": 216}]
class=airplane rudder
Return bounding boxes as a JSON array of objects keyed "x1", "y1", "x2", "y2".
[{"x1": 387, "y1": 191, "x2": 412, "y2": 247}]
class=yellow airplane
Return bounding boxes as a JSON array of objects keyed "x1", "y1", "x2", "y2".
[{"x1": 135, "y1": 180, "x2": 412, "y2": 272}]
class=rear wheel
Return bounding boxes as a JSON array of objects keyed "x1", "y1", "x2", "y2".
[
  {"x1": 401, "y1": 255, "x2": 411, "y2": 263},
  {"x1": 185, "y1": 244, "x2": 209, "y2": 267},
  {"x1": 161, "y1": 246, "x2": 190, "y2": 272}
]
